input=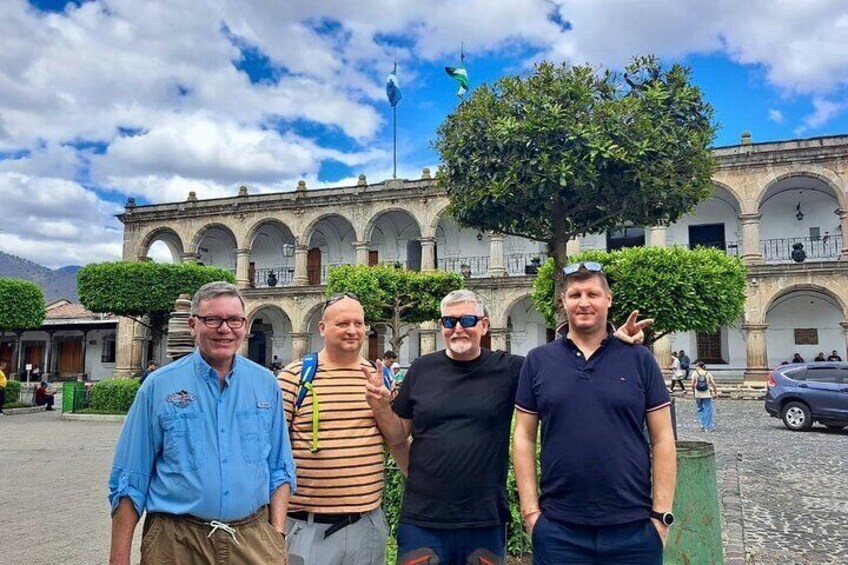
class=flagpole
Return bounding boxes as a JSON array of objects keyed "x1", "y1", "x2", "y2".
[{"x1": 393, "y1": 103, "x2": 397, "y2": 179}]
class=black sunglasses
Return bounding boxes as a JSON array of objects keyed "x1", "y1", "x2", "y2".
[
  {"x1": 323, "y1": 292, "x2": 360, "y2": 312},
  {"x1": 563, "y1": 261, "x2": 604, "y2": 276},
  {"x1": 441, "y1": 315, "x2": 484, "y2": 329}
]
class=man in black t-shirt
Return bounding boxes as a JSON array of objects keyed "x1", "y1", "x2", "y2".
[{"x1": 365, "y1": 289, "x2": 651, "y2": 563}]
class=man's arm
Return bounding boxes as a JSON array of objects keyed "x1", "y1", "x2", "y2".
[
  {"x1": 109, "y1": 498, "x2": 139, "y2": 565},
  {"x1": 646, "y1": 406, "x2": 677, "y2": 545},
  {"x1": 513, "y1": 409, "x2": 542, "y2": 534},
  {"x1": 269, "y1": 483, "x2": 291, "y2": 533}
]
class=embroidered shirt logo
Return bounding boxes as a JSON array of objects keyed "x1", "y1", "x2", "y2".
[
  {"x1": 166, "y1": 390, "x2": 197, "y2": 408},
  {"x1": 256, "y1": 401, "x2": 270, "y2": 409}
]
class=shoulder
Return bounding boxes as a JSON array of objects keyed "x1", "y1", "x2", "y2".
[{"x1": 409, "y1": 350, "x2": 446, "y2": 369}]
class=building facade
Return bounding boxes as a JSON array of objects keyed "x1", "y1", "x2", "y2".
[{"x1": 117, "y1": 134, "x2": 848, "y2": 381}]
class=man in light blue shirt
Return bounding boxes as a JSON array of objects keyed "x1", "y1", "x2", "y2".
[{"x1": 108, "y1": 282, "x2": 296, "y2": 565}]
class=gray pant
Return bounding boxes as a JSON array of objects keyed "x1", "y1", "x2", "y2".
[{"x1": 286, "y1": 507, "x2": 388, "y2": 565}]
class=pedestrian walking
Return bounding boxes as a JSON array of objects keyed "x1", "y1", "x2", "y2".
[
  {"x1": 669, "y1": 352, "x2": 686, "y2": 392},
  {"x1": 514, "y1": 262, "x2": 676, "y2": 564},
  {"x1": 108, "y1": 281, "x2": 295, "y2": 565},
  {"x1": 692, "y1": 361, "x2": 718, "y2": 431},
  {"x1": 0, "y1": 359, "x2": 7, "y2": 416},
  {"x1": 678, "y1": 350, "x2": 691, "y2": 380}
]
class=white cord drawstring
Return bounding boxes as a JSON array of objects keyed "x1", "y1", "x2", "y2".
[{"x1": 207, "y1": 520, "x2": 240, "y2": 545}]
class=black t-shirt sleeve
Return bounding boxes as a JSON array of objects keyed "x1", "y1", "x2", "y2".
[
  {"x1": 392, "y1": 360, "x2": 415, "y2": 419},
  {"x1": 515, "y1": 353, "x2": 538, "y2": 413}
]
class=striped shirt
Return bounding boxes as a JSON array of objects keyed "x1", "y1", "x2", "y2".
[{"x1": 278, "y1": 358, "x2": 385, "y2": 513}]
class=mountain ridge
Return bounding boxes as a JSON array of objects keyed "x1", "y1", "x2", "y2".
[{"x1": 0, "y1": 251, "x2": 81, "y2": 302}]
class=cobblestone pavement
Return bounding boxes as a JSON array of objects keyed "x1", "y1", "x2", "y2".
[
  {"x1": 674, "y1": 396, "x2": 848, "y2": 565},
  {"x1": 1, "y1": 401, "x2": 846, "y2": 564}
]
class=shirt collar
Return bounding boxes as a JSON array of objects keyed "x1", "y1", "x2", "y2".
[
  {"x1": 561, "y1": 323, "x2": 617, "y2": 351},
  {"x1": 192, "y1": 349, "x2": 239, "y2": 385}
]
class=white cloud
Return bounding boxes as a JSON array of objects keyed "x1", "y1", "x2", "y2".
[
  {"x1": 768, "y1": 109, "x2": 785, "y2": 123},
  {"x1": 795, "y1": 97, "x2": 846, "y2": 135}
]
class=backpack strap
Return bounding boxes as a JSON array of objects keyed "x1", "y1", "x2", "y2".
[{"x1": 294, "y1": 353, "x2": 320, "y2": 452}]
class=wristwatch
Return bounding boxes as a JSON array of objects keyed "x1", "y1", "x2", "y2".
[{"x1": 650, "y1": 510, "x2": 675, "y2": 526}]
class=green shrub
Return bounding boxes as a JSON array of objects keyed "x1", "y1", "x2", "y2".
[
  {"x1": 89, "y1": 378, "x2": 140, "y2": 413},
  {"x1": 4, "y1": 380, "x2": 21, "y2": 404}
]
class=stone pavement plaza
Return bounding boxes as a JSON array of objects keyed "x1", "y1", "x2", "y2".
[{"x1": 0, "y1": 400, "x2": 846, "y2": 565}]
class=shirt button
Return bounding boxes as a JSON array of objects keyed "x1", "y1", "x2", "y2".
[
  {"x1": 223, "y1": 491, "x2": 230, "y2": 496},
  {"x1": 222, "y1": 458, "x2": 228, "y2": 464},
  {"x1": 576, "y1": 352, "x2": 582, "y2": 357},
  {"x1": 220, "y1": 428, "x2": 225, "y2": 433}
]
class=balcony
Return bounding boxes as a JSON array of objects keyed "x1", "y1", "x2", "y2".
[
  {"x1": 253, "y1": 266, "x2": 295, "y2": 288},
  {"x1": 506, "y1": 253, "x2": 549, "y2": 275},
  {"x1": 438, "y1": 256, "x2": 489, "y2": 278},
  {"x1": 761, "y1": 235, "x2": 842, "y2": 263}
]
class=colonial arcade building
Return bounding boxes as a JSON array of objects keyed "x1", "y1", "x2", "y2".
[{"x1": 117, "y1": 134, "x2": 848, "y2": 381}]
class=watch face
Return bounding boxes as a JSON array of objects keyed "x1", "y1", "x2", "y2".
[{"x1": 662, "y1": 513, "x2": 675, "y2": 526}]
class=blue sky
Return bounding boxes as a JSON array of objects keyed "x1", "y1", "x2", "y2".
[{"x1": 1, "y1": 0, "x2": 847, "y2": 267}]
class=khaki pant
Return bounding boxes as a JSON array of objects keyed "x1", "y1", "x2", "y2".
[{"x1": 141, "y1": 506, "x2": 287, "y2": 564}]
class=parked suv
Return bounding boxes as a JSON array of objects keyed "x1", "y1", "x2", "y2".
[{"x1": 765, "y1": 362, "x2": 848, "y2": 431}]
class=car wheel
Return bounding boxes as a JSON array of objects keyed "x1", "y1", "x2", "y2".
[{"x1": 781, "y1": 401, "x2": 813, "y2": 431}]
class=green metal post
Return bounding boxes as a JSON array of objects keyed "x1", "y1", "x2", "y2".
[{"x1": 665, "y1": 441, "x2": 723, "y2": 564}]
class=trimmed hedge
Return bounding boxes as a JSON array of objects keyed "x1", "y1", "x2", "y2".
[
  {"x1": 3, "y1": 380, "x2": 21, "y2": 404},
  {"x1": 90, "y1": 378, "x2": 140, "y2": 413}
]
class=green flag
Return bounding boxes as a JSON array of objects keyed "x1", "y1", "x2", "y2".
[{"x1": 445, "y1": 65, "x2": 469, "y2": 97}]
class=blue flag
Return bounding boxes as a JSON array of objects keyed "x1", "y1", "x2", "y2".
[{"x1": 386, "y1": 63, "x2": 402, "y2": 107}]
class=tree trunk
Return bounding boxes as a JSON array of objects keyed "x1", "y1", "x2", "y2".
[{"x1": 550, "y1": 200, "x2": 571, "y2": 328}]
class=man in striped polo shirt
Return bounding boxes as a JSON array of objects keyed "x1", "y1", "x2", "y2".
[{"x1": 278, "y1": 293, "x2": 396, "y2": 564}]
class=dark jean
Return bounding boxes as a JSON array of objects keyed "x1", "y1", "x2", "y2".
[
  {"x1": 0, "y1": 387, "x2": 5, "y2": 412},
  {"x1": 397, "y1": 522, "x2": 506, "y2": 564},
  {"x1": 532, "y1": 515, "x2": 663, "y2": 565}
]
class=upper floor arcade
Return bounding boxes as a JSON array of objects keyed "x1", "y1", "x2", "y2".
[{"x1": 120, "y1": 133, "x2": 848, "y2": 289}]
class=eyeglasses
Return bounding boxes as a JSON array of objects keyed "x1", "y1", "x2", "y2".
[
  {"x1": 563, "y1": 261, "x2": 604, "y2": 276},
  {"x1": 323, "y1": 292, "x2": 360, "y2": 312},
  {"x1": 194, "y1": 316, "x2": 247, "y2": 329},
  {"x1": 441, "y1": 315, "x2": 484, "y2": 329}
]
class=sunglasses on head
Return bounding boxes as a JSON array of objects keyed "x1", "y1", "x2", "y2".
[
  {"x1": 563, "y1": 261, "x2": 604, "y2": 276},
  {"x1": 441, "y1": 315, "x2": 484, "y2": 329},
  {"x1": 323, "y1": 292, "x2": 360, "y2": 312}
]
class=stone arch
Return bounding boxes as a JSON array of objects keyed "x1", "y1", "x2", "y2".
[
  {"x1": 428, "y1": 203, "x2": 452, "y2": 237},
  {"x1": 245, "y1": 218, "x2": 297, "y2": 249},
  {"x1": 501, "y1": 293, "x2": 549, "y2": 355},
  {"x1": 246, "y1": 303, "x2": 293, "y2": 329},
  {"x1": 710, "y1": 180, "x2": 744, "y2": 214},
  {"x1": 764, "y1": 284, "x2": 847, "y2": 320},
  {"x1": 499, "y1": 292, "x2": 536, "y2": 329},
  {"x1": 190, "y1": 222, "x2": 239, "y2": 253},
  {"x1": 301, "y1": 213, "x2": 359, "y2": 246},
  {"x1": 300, "y1": 301, "x2": 325, "y2": 334},
  {"x1": 246, "y1": 304, "x2": 294, "y2": 366},
  {"x1": 756, "y1": 169, "x2": 846, "y2": 212},
  {"x1": 364, "y1": 207, "x2": 423, "y2": 243},
  {"x1": 138, "y1": 227, "x2": 184, "y2": 262}
]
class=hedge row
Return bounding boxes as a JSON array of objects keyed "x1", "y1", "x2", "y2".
[
  {"x1": 2, "y1": 380, "x2": 21, "y2": 404},
  {"x1": 89, "y1": 378, "x2": 140, "y2": 412}
]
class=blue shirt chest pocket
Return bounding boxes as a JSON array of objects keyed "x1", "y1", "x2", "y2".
[
  {"x1": 236, "y1": 408, "x2": 272, "y2": 465},
  {"x1": 159, "y1": 412, "x2": 205, "y2": 471}
]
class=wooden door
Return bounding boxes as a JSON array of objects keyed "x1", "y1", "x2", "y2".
[
  {"x1": 368, "y1": 250, "x2": 379, "y2": 266},
  {"x1": 368, "y1": 331, "x2": 379, "y2": 361},
  {"x1": 59, "y1": 341, "x2": 83, "y2": 376},
  {"x1": 481, "y1": 332, "x2": 492, "y2": 350},
  {"x1": 25, "y1": 345, "x2": 43, "y2": 367},
  {"x1": 307, "y1": 248, "x2": 322, "y2": 285}
]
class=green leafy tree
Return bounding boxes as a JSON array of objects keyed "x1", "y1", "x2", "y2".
[
  {"x1": 531, "y1": 246, "x2": 747, "y2": 345},
  {"x1": 0, "y1": 278, "x2": 46, "y2": 336},
  {"x1": 324, "y1": 265, "x2": 464, "y2": 353},
  {"x1": 78, "y1": 262, "x2": 236, "y2": 340},
  {"x1": 435, "y1": 56, "x2": 716, "y2": 314}
]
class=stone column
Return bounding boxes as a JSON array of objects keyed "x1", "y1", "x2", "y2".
[
  {"x1": 652, "y1": 334, "x2": 673, "y2": 377},
  {"x1": 44, "y1": 331, "x2": 56, "y2": 377},
  {"x1": 235, "y1": 249, "x2": 251, "y2": 289},
  {"x1": 647, "y1": 226, "x2": 668, "y2": 247},
  {"x1": 839, "y1": 210, "x2": 848, "y2": 260},
  {"x1": 566, "y1": 237, "x2": 580, "y2": 257},
  {"x1": 271, "y1": 335, "x2": 288, "y2": 363},
  {"x1": 487, "y1": 234, "x2": 507, "y2": 277},
  {"x1": 293, "y1": 245, "x2": 309, "y2": 286},
  {"x1": 354, "y1": 241, "x2": 371, "y2": 266},
  {"x1": 79, "y1": 331, "x2": 88, "y2": 380},
  {"x1": 739, "y1": 213, "x2": 763, "y2": 264},
  {"x1": 419, "y1": 321, "x2": 438, "y2": 354},
  {"x1": 743, "y1": 323, "x2": 769, "y2": 381},
  {"x1": 840, "y1": 322, "x2": 848, "y2": 357},
  {"x1": 131, "y1": 320, "x2": 146, "y2": 375},
  {"x1": 488, "y1": 327, "x2": 507, "y2": 352},
  {"x1": 290, "y1": 332, "x2": 311, "y2": 360},
  {"x1": 115, "y1": 317, "x2": 137, "y2": 377},
  {"x1": 14, "y1": 332, "x2": 24, "y2": 373},
  {"x1": 180, "y1": 252, "x2": 200, "y2": 264},
  {"x1": 420, "y1": 237, "x2": 436, "y2": 272}
]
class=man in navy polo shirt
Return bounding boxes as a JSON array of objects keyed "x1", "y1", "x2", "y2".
[{"x1": 514, "y1": 262, "x2": 676, "y2": 564}]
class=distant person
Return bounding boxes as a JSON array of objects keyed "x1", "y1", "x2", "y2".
[
  {"x1": 381, "y1": 350, "x2": 399, "y2": 388},
  {"x1": 0, "y1": 360, "x2": 7, "y2": 416},
  {"x1": 391, "y1": 363, "x2": 404, "y2": 383},
  {"x1": 791, "y1": 353, "x2": 804, "y2": 363},
  {"x1": 691, "y1": 362, "x2": 717, "y2": 431},
  {"x1": 32, "y1": 364, "x2": 41, "y2": 379},
  {"x1": 34, "y1": 381, "x2": 55, "y2": 411},
  {"x1": 138, "y1": 359, "x2": 159, "y2": 385},
  {"x1": 669, "y1": 352, "x2": 686, "y2": 392},
  {"x1": 678, "y1": 350, "x2": 691, "y2": 380},
  {"x1": 814, "y1": 352, "x2": 826, "y2": 362},
  {"x1": 827, "y1": 350, "x2": 842, "y2": 362}
]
